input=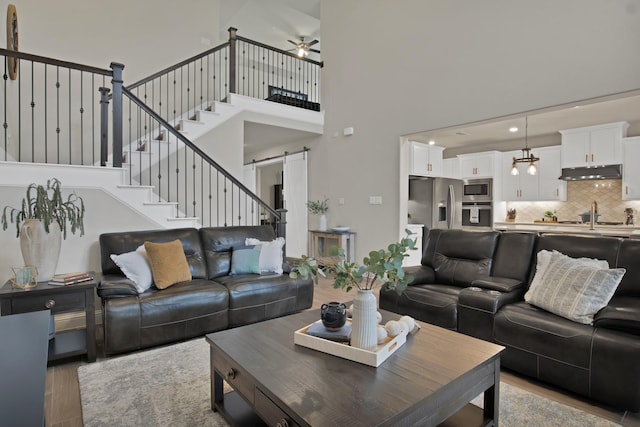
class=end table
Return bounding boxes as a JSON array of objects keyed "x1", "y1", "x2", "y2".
[{"x1": 0, "y1": 275, "x2": 97, "y2": 363}]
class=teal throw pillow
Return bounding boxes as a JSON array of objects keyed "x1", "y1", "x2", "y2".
[{"x1": 230, "y1": 246, "x2": 261, "y2": 275}]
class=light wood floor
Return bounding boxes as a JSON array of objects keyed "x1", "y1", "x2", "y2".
[{"x1": 46, "y1": 277, "x2": 640, "y2": 426}]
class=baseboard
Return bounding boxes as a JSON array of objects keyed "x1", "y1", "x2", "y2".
[{"x1": 55, "y1": 309, "x2": 102, "y2": 331}]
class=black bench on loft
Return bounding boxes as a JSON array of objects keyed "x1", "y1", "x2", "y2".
[{"x1": 266, "y1": 86, "x2": 320, "y2": 111}]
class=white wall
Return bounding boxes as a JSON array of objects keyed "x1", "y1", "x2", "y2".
[
  {"x1": 12, "y1": 0, "x2": 221, "y2": 83},
  {"x1": 315, "y1": 0, "x2": 640, "y2": 256}
]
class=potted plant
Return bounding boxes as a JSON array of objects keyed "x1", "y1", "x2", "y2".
[
  {"x1": 307, "y1": 197, "x2": 329, "y2": 231},
  {"x1": 291, "y1": 230, "x2": 417, "y2": 350},
  {"x1": 2, "y1": 178, "x2": 86, "y2": 281}
]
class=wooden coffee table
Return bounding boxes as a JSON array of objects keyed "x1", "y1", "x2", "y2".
[{"x1": 206, "y1": 309, "x2": 504, "y2": 427}]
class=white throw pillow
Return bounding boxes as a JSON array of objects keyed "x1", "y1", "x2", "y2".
[
  {"x1": 245, "y1": 237, "x2": 285, "y2": 274},
  {"x1": 110, "y1": 245, "x2": 153, "y2": 293},
  {"x1": 525, "y1": 250, "x2": 625, "y2": 324}
]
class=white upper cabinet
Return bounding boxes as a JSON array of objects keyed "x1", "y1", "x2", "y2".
[
  {"x1": 410, "y1": 141, "x2": 444, "y2": 176},
  {"x1": 622, "y1": 137, "x2": 640, "y2": 200},
  {"x1": 536, "y1": 146, "x2": 566, "y2": 201},
  {"x1": 458, "y1": 151, "x2": 500, "y2": 179},
  {"x1": 560, "y1": 122, "x2": 629, "y2": 168},
  {"x1": 500, "y1": 146, "x2": 566, "y2": 202},
  {"x1": 442, "y1": 157, "x2": 460, "y2": 179}
]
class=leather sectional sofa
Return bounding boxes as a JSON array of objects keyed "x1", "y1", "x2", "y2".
[
  {"x1": 380, "y1": 229, "x2": 640, "y2": 411},
  {"x1": 98, "y1": 225, "x2": 313, "y2": 356}
]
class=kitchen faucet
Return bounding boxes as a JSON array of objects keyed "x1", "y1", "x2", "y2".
[{"x1": 589, "y1": 200, "x2": 598, "y2": 230}]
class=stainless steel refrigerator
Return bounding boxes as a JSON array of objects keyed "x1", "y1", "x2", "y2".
[{"x1": 408, "y1": 176, "x2": 462, "y2": 229}]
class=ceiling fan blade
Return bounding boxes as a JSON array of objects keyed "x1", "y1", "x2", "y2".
[
  {"x1": 307, "y1": 40, "x2": 319, "y2": 47},
  {"x1": 287, "y1": 40, "x2": 299, "y2": 46},
  {"x1": 310, "y1": 49, "x2": 321, "y2": 54}
]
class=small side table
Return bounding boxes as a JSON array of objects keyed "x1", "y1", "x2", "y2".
[
  {"x1": 308, "y1": 230, "x2": 356, "y2": 265},
  {"x1": 0, "y1": 275, "x2": 97, "y2": 363}
]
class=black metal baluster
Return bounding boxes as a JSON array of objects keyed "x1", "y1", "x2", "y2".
[
  {"x1": 17, "y1": 55, "x2": 21, "y2": 161},
  {"x1": 56, "y1": 66, "x2": 60, "y2": 163},
  {"x1": 79, "y1": 70, "x2": 84, "y2": 164},
  {"x1": 91, "y1": 74, "x2": 95, "y2": 164},
  {"x1": 68, "y1": 68, "x2": 72, "y2": 163},
  {"x1": 3, "y1": 58, "x2": 7, "y2": 161}
]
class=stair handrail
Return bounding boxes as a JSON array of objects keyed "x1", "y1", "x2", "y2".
[
  {"x1": 125, "y1": 42, "x2": 230, "y2": 91},
  {"x1": 0, "y1": 48, "x2": 113, "y2": 76},
  {"x1": 233, "y1": 34, "x2": 324, "y2": 67},
  {"x1": 122, "y1": 86, "x2": 281, "y2": 220}
]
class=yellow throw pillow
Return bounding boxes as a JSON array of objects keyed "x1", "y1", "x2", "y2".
[{"x1": 143, "y1": 240, "x2": 192, "y2": 289}]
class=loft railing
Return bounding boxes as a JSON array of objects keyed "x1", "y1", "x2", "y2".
[
  {"x1": 126, "y1": 27, "x2": 323, "y2": 124},
  {"x1": 122, "y1": 86, "x2": 285, "y2": 235},
  {"x1": 0, "y1": 48, "x2": 122, "y2": 166}
]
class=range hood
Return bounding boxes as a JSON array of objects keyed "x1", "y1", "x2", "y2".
[{"x1": 559, "y1": 165, "x2": 622, "y2": 181}]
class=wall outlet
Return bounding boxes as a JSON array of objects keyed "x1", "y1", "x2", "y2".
[
  {"x1": 338, "y1": 198, "x2": 345, "y2": 205},
  {"x1": 368, "y1": 196, "x2": 382, "y2": 205}
]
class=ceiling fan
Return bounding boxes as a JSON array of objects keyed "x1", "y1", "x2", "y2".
[{"x1": 287, "y1": 37, "x2": 320, "y2": 57}]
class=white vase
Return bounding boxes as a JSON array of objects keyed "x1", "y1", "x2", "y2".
[
  {"x1": 19, "y1": 219, "x2": 62, "y2": 282},
  {"x1": 351, "y1": 289, "x2": 378, "y2": 351},
  {"x1": 319, "y1": 214, "x2": 328, "y2": 231}
]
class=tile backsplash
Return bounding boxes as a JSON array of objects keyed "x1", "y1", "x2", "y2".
[{"x1": 506, "y1": 180, "x2": 640, "y2": 224}]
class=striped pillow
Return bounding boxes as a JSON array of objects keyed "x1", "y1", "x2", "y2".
[{"x1": 525, "y1": 251, "x2": 625, "y2": 324}]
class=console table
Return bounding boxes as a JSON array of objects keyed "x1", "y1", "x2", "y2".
[
  {"x1": 0, "y1": 276, "x2": 97, "y2": 362},
  {"x1": 308, "y1": 229, "x2": 356, "y2": 265}
]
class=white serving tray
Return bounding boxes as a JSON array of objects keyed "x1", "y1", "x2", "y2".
[{"x1": 294, "y1": 322, "x2": 408, "y2": 367}]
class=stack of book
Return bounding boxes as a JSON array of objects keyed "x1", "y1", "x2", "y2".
[
  {"x1": 49, "y1": 272, "x2": 93, "y2": 286},
  {"x1": 306, "y1": 320, "x2": 352, "y2": 343}
]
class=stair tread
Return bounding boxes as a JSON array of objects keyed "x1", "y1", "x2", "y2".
[{"x1": 143, "y1": 201, "x2": 178, "y2": 206}]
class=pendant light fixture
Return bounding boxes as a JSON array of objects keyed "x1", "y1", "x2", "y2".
[{"x1": 510, "y1": 116, "x2": 539, "y2": 176}]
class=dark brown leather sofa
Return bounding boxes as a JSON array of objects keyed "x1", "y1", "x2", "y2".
[
  {"x1": 380, "y1": 229, "x2": 640, "y2": 411},
  {"x1": 98, "y1": 225, "x2": 313, "y2": 355}
]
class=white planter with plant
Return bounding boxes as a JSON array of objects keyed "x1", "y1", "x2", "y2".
[
  {"x1": 2, "y1": 178, "x2": 85, "y2": 281},
  {"x1": 291, "y1": 230, "x2": 417, "y2": 350},
  {"x1": 307, "y1": 198, "x2": 329, "y2": 231}
]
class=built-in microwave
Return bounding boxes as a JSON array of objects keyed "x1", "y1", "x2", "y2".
[{"x1": 462, "y1": 179, "x2": 492, "y2": 202}]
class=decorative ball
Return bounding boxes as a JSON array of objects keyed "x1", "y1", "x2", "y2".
[
  {"x1": 346, "y1": 304, "x2": 354, "y2": 318},
  {"x1": 398, "y1": 315, "x2": 415, "y2": 333},
  {"x1": 377, "y1": 325, "x2": 388, "y2": 344},
  {"x1": 376, "y1": 311, "x2": 383, "y2": 324},
  {"x1": 384, "y1": 320, "x2": 403, "y2": 337}
]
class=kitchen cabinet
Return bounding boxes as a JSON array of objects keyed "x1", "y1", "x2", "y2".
[
  {"x1": 442, "y1": 157, "x2": 460, "y2": 179},
  {"x1": 622, "y1": 136, "x2": 640, "y2": 200},
  {"x1": 537, "y1": 146, "x2": 566, "y2": 201},
  {"x1": 560, "y1": 122, "x2": 629, "y2": 168},
  {"x1": 458, "y1": 151, "x2": 500, "y2": 179},
  {"x1": 500, "y1": 146, "x2": 566, "y2": 202},
  {"x1": 502, "y1": 150, "x2": 539, "y2": 200},
  {"x1": 410, "y1": 141, "x2": 444, "y2": 176}
]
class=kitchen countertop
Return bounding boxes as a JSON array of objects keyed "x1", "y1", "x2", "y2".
[{"x1": 494, "y1": 221, "x2": 640, "y2": 238}]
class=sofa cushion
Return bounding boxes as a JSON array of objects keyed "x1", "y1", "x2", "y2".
[
  {"x1": 525, "y1": 250, "x2": 625, "y2": 325},
  {"x1": 433, "y1": 252, "x2": 492, "y2": 286},
  {"x1": 615, "y1": 239, "x2": 640, "y2": 297},
  {"x1": 379, "y1": 284, "x2": 461, "y2": 330},
  {"x1": 200, "y1": 225, "x2": 277, "y2": 279},
  {"x1": 593, "y1": 297, "x2": 640, "y2": 336},
  {"x1": 494, "y1": 302, "x2": 594, "y2": 369},
  {"x1": 230, "y1": 246, "x2": 261, "y2": 275},
  {"x1": 100, "y1": 228, "x2": 207, "y2": 279},
  {"x1": 144, "y1": 240, "x2": 193, "y2": 289},
  {"x1": 245, "y1": 237, "x2": 285, "y2": 274},
  {"x1": 109, "y1": 246, "x2": 152, "y2": 293}
]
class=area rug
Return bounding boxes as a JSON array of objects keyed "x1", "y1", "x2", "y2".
[{"x1": 78, "y1": 338, "x2": 620, "y2": 427}]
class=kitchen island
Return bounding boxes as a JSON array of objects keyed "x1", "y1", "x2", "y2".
[{"x1": 494, "y1": 221, "x2": 640, "y2": 238}]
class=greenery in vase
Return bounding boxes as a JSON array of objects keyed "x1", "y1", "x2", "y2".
[
  {"x1": 290, "y1": 230, "x2": 417, "y2": 296},
  {"x1": 306, "y1": 198, "x2": 329, "y2": 215},
  {"x1": 1, "y1": 178, "x2": 86, "y2": 239}
]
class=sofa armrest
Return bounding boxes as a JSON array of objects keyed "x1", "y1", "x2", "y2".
[
  {"x1": 97, "y1": 274, "x2": 139, "y2": 298},
  {"x1": 459, "y1": 286, "x2": 523, "y2": 315},
  {"x1": 404, "y1": 265, "x2": 436, "y2": 286},
  {"x1": 594, "y1": 297, "x2": 640, "y2": 336},
  {"x1": 471, "y1": 276, "x2": 525, "y2": 293}
]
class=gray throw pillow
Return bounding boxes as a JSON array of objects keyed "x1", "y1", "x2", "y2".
[{"x1": 525, "y1": 250, "x2": 625, "y2": 325}]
